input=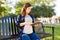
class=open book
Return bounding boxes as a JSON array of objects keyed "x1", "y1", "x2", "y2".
[{"x1": 31, "y1": 21, "x2": 41, "y2": 25}]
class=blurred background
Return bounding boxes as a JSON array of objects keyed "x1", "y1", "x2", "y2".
[
  {"x1": 0, "y1": 0, "x2": 60, "y2": 40},
  {"x1": 0, "y1": 0, "x2": 60, "y2": 24}
]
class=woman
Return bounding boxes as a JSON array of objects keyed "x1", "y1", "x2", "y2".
[{"x1": 16, "y1": 3, "x2": 40, "y2": 40}]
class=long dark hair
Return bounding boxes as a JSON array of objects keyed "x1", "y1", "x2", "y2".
[{"x1": 21, "y1": 3, "x2": 31, "y2": 17}]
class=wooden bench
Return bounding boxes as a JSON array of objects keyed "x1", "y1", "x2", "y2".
[{"x1": 0, "y1": 16, "x2": 54, "y2": 40}]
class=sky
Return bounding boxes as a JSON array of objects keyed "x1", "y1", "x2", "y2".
[
  {"x1": 7, "y1": 0, "x2": 60, "y2": 16},
  {"x1": 54, "y1": 0, "x2": 60, "y2": 16}
]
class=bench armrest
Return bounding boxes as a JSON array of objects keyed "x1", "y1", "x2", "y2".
[{"x1": 44, "y1": 25, "x2": 54, "y2": 40}]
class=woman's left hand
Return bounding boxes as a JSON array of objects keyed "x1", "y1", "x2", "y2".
[{"x1": 33, "y1": 22, "x2": 40, "y2": 27}]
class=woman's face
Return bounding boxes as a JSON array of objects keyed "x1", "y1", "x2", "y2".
[{"x1": 26, "y1": 7, "x2": 32, "y2": 14}]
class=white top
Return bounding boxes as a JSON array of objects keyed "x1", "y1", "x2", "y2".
[{"x1": 23, "y1": 15, "x2": 33, "y2": 34}]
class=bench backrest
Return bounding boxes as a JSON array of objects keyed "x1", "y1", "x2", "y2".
[{"x1": 0, "y1": 16, "x2": 18, "y2": 39}]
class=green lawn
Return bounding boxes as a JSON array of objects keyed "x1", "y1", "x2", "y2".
[{"x1": 44, "y1": 24, "x2": 60, "y2": 40}]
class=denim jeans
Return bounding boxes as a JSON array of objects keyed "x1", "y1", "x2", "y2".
[{"x1": 22, "y1": 33, "x2": 40, "y2": 40}]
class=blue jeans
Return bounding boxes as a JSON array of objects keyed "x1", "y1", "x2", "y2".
[{"x1": 22, "y1": 33, "x2": 40, "y2": 40}]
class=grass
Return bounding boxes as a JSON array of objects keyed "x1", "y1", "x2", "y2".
[{"x1": 44, "y1": 24, "x2": 60, "y2": 40}]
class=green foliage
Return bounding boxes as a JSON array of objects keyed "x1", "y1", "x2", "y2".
[
  {"x1": 15, "y1": 2, "x2": 56, "y2": 18},
  {"x1": 0, "y1": 0, "x2": 12, "y2": 18},
  {"x1": 0, "y1": 6, "x2": 6, "y2": 18},
  {"x1": 20, "y1": 0, "x2": 41, "y2": 4},
  {"x1": 31, "y1": 4, "x2": 56, "y2": 18},
  {"x1": 0, "y1": 6, "x2": 12, "y2": 18},
  {"x1": 0, "y1": 6, "x2": 6, "y2": 13},
  {"x1": 19, "y1": 0, "x2": 53, "y2": 4},
  {"x1": 15, "y1": 2, "x2": 23, "y2": 15},
  {"x1": 15, "y1": 0, "x2": 55, "y2": 18}
]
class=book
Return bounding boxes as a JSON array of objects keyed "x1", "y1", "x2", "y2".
[{"x1": 31, "y1": 21, "x2": 41, "y2": 25}]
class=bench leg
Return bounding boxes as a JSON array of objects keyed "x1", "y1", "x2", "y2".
[{"x1": 52, "y1": 27, "x2": 54, "y2": 40}]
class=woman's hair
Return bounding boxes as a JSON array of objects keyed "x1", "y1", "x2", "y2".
[{"x1": 21, "y1": 3, "x2": 31, "y2": 16}]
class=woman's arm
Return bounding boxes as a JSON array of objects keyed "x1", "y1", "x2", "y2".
[
  {"x1": 16, "y1": 15, "x2": 32, "y2": 27},
  {"x1": 20, "y1": 22, "x2": 25, "y2": 26},
  {"x1": 16, "y1": 15, "x2": 25, "y2": 27}
]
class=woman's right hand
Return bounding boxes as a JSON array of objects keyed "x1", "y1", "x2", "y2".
[{"x1": 20, "y1": 22, "x2": 25, "y2": 27}]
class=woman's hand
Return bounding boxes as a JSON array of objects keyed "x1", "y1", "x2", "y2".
[
  {"x1": 33, "y1": 22, "x2": 40, "y2": 27},
  {"x1": 20, "y1": 22, "x2": 25, "y2": 27},
  {"x1": 25, "y1": 22, "x2": 32, "y2": 25},
  {"x1": 34, "y1": 23, "x2": 39, "y2": 27},
  {"x1": 20, "y1": 22, "x2": 32, "y2": 27}
]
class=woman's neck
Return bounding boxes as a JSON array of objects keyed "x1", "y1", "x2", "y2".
[{"x1": 26, "y1": 13, "x2": 29, "y2": 16}]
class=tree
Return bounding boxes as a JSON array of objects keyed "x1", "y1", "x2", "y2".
[
  {"x1": 0, "y1": 0, "x2": 11, "y2": 18},
  {"x1": 31, "y1": 4, "x2": 56, "y2": 18},
  {"x1": 14, "y1": 2, "x2": 23, "y2": 15},
  {"x1": 0, "y1": 0, "x2": 6, "y2": 18},
  {"x1": 19, "y1": 0, "x2": 41, "y2": 4},
  {"x1": 19, "y1": 0, "x2": 53, "y2": 4},
  {"x1": 15, "y1": 0, "x2": 55, "y2": 17}
]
